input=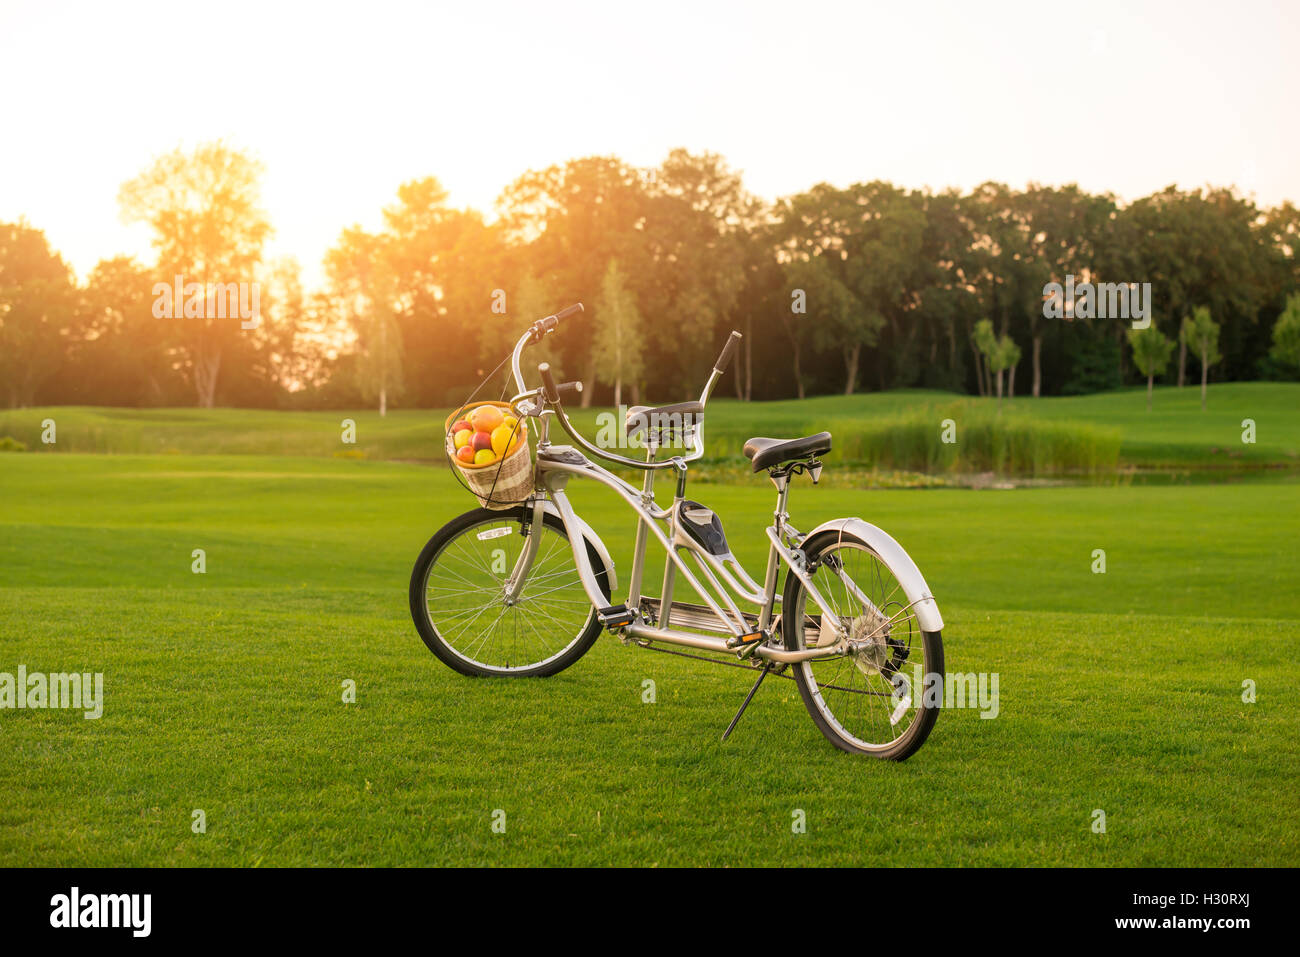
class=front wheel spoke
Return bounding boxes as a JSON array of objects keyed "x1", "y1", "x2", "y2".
[
  {"x1": 527, "y1": 601, "x2": 582, "y2": 634},
  {"x1": 421, "y1": 519, "x2": 601, "y2": 671},
  {"x1": 520, "y1": 578, "x2": 586, "y2": 601},
  {"x1": 450, "y1": 536, "x2": 503, "y2": 578},
  {"x1": 462, "y1": 605, "x2": 512, "y2": 659},
  {"x1": 430, "y1": 561, "x2": 496, "y2": 592},
  {"x1": 433, "y1": 603, "x2": 500, "y2": 627}
]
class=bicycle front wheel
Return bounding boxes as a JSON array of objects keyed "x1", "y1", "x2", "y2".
[
  {"x1": 409, "y1": 506, "x2": 610, "y2": 677},
  {"x1": 782, "y1": 527, "x2": 944, "y2": 760}
]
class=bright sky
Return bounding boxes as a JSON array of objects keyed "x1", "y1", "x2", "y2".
[{"x1": 2, "y1": 0, "x2": 1297, "y2": 289}]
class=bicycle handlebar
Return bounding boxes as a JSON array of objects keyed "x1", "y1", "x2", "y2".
[
  {"x1": 528, "y1": 302, "x2": 584, "y2": 342},
  {"x1": 538, "y1": 361, "x2": 583, "y2": 404},
  {"x1": 714, "y1": 331, "x2": 742, "y2": 373},
  {"x1": 509, "y1": 309, "x2": 741, "y2": 472},
  {"x1": 537, "y1": 362, "x2": 558, "y2": 402}
]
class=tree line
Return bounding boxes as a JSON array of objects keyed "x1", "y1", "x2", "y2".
[{"x1": 3, "y1": 141, "x2": 1299, "y2": 411}]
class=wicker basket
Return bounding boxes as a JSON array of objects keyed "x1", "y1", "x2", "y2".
[{"x1": 445, "y1": 401, "x2": 533, "y2": 509}]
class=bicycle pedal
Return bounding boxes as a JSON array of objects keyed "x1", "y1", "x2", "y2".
[
  {"x1": 597, "y1": 604, "x2": 637, "y2": 630},
  {"x1": 726, "y1": 629, "x2": 765, "y2": 651}
]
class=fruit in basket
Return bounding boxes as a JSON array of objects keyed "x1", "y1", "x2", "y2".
[
  {"x1": 502, "y1": 414, "x2": 518, "y2": 431},
  {"x1": 469, "y1": 405, "x2": 505, "y2": 433},
  {"x1": 451, "y1": 418, "x2": 472, "y2": 435},
  {"x1": 470, "y1": 431, "x2": 493, "y2": 452},
  {"x1": 473, "y1": 448, "x2": 497, "y2": 466},
  {"x1": 490, "y1": 424, "x2": 515, "y2": 456},
  {"x1": 455, "y1": 445, "x2": 475, "y2": 464},
  {"x1": 453, "y1": 428, "x2": 473, "y2": 450}
]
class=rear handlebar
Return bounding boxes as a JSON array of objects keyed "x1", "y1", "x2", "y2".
[
  {"x1": 538, "y1": 362, "x2": 582, "y2": 404},
  {"x1": 713, "y1": 330, "x2": 742, "y2": 374}
]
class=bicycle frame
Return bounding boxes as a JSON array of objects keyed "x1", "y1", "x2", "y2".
[{"x1": 500, "y1": 326, "x2": 914, "y2": 668}]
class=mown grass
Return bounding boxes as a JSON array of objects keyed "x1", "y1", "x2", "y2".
[
  {"x1": 2, "y1": 381, "x2": 1296, "y2": 474},
  {"x1": 1, "y1": 452, "x2": 1297, "y2": 866}
]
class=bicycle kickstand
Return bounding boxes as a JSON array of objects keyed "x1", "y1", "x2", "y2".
[{"x1": 721, "y1": 661, "x2": 774, "y2": 742}]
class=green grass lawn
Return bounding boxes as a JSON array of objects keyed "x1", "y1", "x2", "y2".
[
  {"x1": 3, "y1": 381, "x2": 1297, "y2": 471},
  {"x1": 1, "y1": 451, "x2": 1296, "y2": 866}
]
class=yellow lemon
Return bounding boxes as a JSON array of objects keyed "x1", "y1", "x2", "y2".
[
  {"x1": 490, "y1": 424, "x2": 514, "y2": 456},
  {"x1": 473, "y1": 448, "x2": 497, "y2": 466},
  {"x1": 453, "y1": 428, "x2": 472, "y2": 449}
]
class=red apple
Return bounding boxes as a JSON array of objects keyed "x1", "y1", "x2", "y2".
[
  {"x1": 470, "y1": 431, "x2": 493, "y2": 452},
  {"x1": 451, "y1": 419, "x2": 471, "y2": 434},
  {"x1": 455, "y1": 445, "x2": 475, "y2": 464}
]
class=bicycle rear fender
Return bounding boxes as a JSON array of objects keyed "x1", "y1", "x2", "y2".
[
  {"x1": 535, "y1": 500, "x2": 618, "y2": 592},
  {"x1": 804, "y1": 518, "x2": 943, "y2": 633}
]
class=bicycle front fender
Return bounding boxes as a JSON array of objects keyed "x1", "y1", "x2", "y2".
[
  {"x1": 535, "y1": 499, "x2": 618, "y2": 592},
  {"x1": 803, "y1": 518, "x2": 943, "y2": 633}
]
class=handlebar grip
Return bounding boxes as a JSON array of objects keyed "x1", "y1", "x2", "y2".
[
  {"x1": 714, "y1": 331, "x2": 743, "y2": 373},
  {"x1": 557, "y1": 380, "x2": 583, "y2": 399},
  {"x1": 529, "y1": 303, "x2": 584, "y2": 343},
  {"x1": 538, "y1": 362, "x2": 559, "y2": 403}
]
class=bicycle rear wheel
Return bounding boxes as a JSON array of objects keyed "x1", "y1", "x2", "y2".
[
  {"x1": 782, "y1": 527, "x2": 943, "y2": 760},
  {"x1": 409, "y1": 506, "x2": 610, "y2": 677}
]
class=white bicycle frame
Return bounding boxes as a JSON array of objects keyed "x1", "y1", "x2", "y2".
[{"x1": 502, "y1": 326, "x2": 943, "y2": 667}]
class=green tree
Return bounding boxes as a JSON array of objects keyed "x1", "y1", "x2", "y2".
[
  {"x1": 1268, "y1": 293, "x2": 1300, "y2": 373},
  {"x1": 987, "y1": 335, "x2": 1019, "y2": 405},
  {"x1": 1017, "y1": 184, "x2": 1115, "y2": 396},
  {"x1": 643, "y1": 150, "x2": 752, "y2": 395},
  {"x1": 497, "y1": 156, "x2": 649, "y2": 406},
  {"x1": 1126, "y1": 321, "x2": 1176, "y2": 410},
  {"x1": 381, "y1": 177, "x2": 501, "y2": 405},
  {"x1": 68, "y1": 256, "x2": 176, "y2": 405},
  {"x1": 118, "y1": 142, "x2": 272, "y2": 407},
  {"x1": 1182, "y1": 307, "x2": 1221, "y2": 410},
  {"x1": 775, "y1": 182, "x2": 910, "y2": 394},
  {"x1": 781, "y1": 256, "x2": 857, "y2": 399},
  {"x1": 0, "y1": 221, "x2": 75, "y2": 407},
  {"x1": 325, "y1": 228, "x2": 404, "y2": 416},
  {"x1": 591, "y1": 260, "x2": 644, "y2": 408},
  {"x1": 974, "y1": 319, "x2": 1020, "y2": 406},
  {"x1": 972, "y1": 318, "x2": 998, "y2": 399},
  {"x1": 1120, "y1": 188, "x2": 1270, "y2": 388}
]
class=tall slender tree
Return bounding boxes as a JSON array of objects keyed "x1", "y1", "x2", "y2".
[
  {"x1": 1127, "y1": 321, "x2": 1176, "y2": 410},
  {"x1": 1182, "y1": 307, "x2": 1221, "y2": 411}
]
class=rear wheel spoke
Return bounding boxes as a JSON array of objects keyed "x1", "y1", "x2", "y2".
[{"x1": 787, "y1": 535, "x2": 941, "y2": 758}]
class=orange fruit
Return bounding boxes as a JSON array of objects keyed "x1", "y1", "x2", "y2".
[
  {"x1": 455, "y1": 445, "x2": 475, "y2": 464},
  {"x1": 469, "y1": 405, "x2": 504, "y2": 433}
]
